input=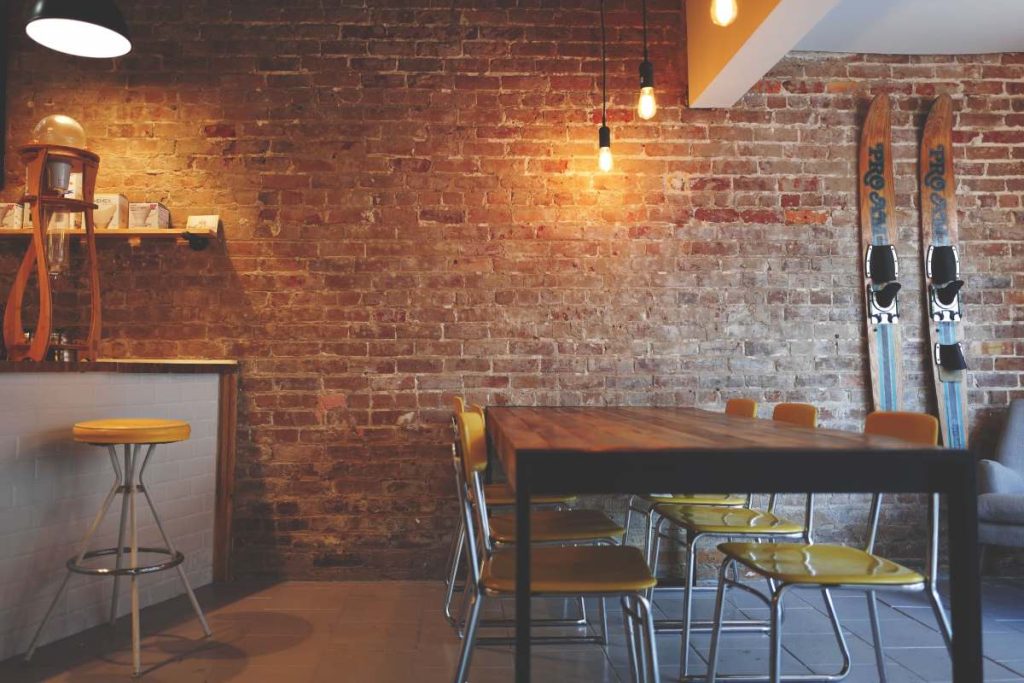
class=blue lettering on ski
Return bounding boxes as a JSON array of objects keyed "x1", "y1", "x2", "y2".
[
  {"x1": 926, "y1": 145, "x2": 949, "y2": 239},
  {"x1": 863, "y1": 144, "x2": 888, "y2": 235}
]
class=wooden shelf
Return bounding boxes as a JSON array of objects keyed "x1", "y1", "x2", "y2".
[{"x1": 0, "y1": 226, "x2": 221, "y2": 248}]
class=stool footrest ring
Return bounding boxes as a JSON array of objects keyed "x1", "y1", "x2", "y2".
[{"x1": 67, "y1": 547, "x2": 185, "y2": 576}]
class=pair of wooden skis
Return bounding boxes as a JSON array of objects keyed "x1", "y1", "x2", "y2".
[{"x1": 859, "y1": 93, "x2": 968, "y2": 448}]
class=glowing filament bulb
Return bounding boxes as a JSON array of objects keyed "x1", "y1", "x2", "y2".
[
  {"x1": 637, "y1": 60, "x2": 657, "y2": 120},
  {"x1": 637, "y1": 86, "x2": 656, "y2": 120},
  {"x1": 598, "y1": 125, "x2": 613, "y2": 172},
  {"x1": 710, "y1": 0, "x2": 738, "y2": 27}
]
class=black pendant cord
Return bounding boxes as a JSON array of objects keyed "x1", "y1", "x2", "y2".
[
  {"x1": 600, "y1": 0, "x2": 607, "y2": 127},
  {"x1": 641, "y1": 0, "x2": 649, "y2": 62}
]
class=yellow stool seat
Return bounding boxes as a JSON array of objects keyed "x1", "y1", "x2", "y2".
[
  {"x1": 654, "y1": 505, "x2": 803, "y2": 536},
  {"x1": 643, "y1": 493, "x2": 747, "y2": 506},
  {"x1": 488, "y1": 509, "x2": 624, "y2": 544},
  {"x1": 717, "y1": 541, "x2": 925, "y2": 586},
  {"x1": 483, "y1": 483, "x2": 577, "y2": 507},
  {"x1": 73, "y1": 418, "x2": 191, "y2": 445},
  {"x1": 483, "y1": 545, "x2": 657, "y2": 594}
]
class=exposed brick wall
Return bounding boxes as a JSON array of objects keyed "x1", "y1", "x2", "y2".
[{"x1": 1, "y1": 0, "x2": 1022, "y2": 578}]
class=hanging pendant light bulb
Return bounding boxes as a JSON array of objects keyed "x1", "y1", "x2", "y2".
[
  {"x1": 710, "y1": 0, "x2": 739, "y2": 27},
  {"x1": 637, "y1": 0, "x2": 656, "y2": 120},
  {"x1": 598, "y1": 125, "x2": 613, "y2": 172},
  {"x1": 597, "y1": 0, "x2": 613, "y2": 172}
]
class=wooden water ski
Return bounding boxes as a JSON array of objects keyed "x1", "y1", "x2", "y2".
[
  {"x1": 859, "y1": 94, "x2": 904, "y2": 412},
  {"x1": 920, "y1": 94, "x2": 968, "y2": 448}
]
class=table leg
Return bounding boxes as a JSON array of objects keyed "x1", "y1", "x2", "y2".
[
  {"x1": 946, "y1": 458, "x2": 983, "y2": 683},
  {"x1": 515, "y1": 459, "x2": 531, "y2": 683}
]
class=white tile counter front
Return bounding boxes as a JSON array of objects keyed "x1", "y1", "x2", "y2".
[{"x1": 0, "y1": 370, "x2": 220, "y2": 660}]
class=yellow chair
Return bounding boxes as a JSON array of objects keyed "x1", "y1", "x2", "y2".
[
  {"x1": 649, "y1": 404, "x2": 820, "y2": 678},
  {"x1": 725, "y1": 397, "x2": 758, "y2": 418},
  {"x1": 452, "y1": 410, "x2": 661, "y2": 683},
  {"x1": 623, "y1": 399, "x2": 758, "y2": 565},
  {"x1": 446, "y1": 401, "x2": 625, "y2": 639},
  {"x1": 24, "y1": 419, "x2": 211, "y2": 677},
  {"x1": 442, "y1": 398, "x2": 576, "y2": 624},
  {"x1": 705, "y1": 411, "x2": 951, "y2": 683}
]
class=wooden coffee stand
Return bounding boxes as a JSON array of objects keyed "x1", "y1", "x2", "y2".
[{"x1": 2, "y1": 144, "x2": 102, "y2": 361}]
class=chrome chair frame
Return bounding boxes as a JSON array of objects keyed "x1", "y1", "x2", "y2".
[
  {"x1": 651, "y1": 494, "x2": 820, "y2": 680},
  {"x1": 452, "y1": 455, "x2": 660, "y2": 683},
  {"x1": 445, "y1": 450, "x2": 592, "y2": 638},
  {"x1": 704, "y1": 492, "x2": 952, "y2": 683},
  {"x1": 442, "y1": 408, "x2": 580, "y2": 628}
]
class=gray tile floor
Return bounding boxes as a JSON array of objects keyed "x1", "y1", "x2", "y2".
[{"x1": 1, "y1": 577, "x2": 1023, "y2": 682}]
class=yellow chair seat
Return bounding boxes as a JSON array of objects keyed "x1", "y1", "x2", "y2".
[
  {"x1": 483, "y1": 545, "x2": 657, "y2": 594},
  {"x1": 484, "y1": 483, "x2": 577, "y2": 507},
  {"x1": 718, "y1": 542, "x2": 925, "y2": 586},
  {"x1": 643, "y1": 493, "x2": 747, "y2": 506},
  {"x1": 73, "y1": 418, "x2": 191, "y2": 445},
  {"x1": 488, "y1": 509, "x2": 624, "y2": 544},
  {"x1": 654, "y1": 505, "x2": 803, "y2": 536}
]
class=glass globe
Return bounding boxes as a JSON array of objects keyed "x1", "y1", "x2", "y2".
[{"x1": 31, "y1": 115, "x2": 87, "y2": 149}]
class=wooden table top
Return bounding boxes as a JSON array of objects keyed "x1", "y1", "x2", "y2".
[{"x1": 488, "y1": 406, "x2": 935, "y2": 461}]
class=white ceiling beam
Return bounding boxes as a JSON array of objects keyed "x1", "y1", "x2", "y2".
[{"x1": 687, "y1": 0, "x2": 841, "y2": 109}]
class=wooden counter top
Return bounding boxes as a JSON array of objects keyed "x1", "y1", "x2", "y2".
[{"x1": 0, "y1": 358, "x2": 238, "y2": 374}]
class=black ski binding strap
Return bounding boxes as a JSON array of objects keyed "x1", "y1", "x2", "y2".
[
  {"x1": 867, "y1": 282, "x2": 901, "y2": 324},
  {"x1": 927, "y1": 245, "x2": 959, "y2": 284},
  {"x1": 865, "y1": 245, "x2": 901, "y2": 324},
  {"x1": 931, "y1": 280, "x2": 964, "y2": 321},
  {"x1": 866, "y1": 244, "x2": 898, "y2": 285},
  {"x1": 935, "y1": 342, "x2": 968, "y2": 372}
]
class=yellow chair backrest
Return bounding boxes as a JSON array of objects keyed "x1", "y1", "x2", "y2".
[
  {"x1": 864, "y1": 411, "x2": 939, "y2": 446},
  {"x1": 452, "y1": 396, "x2": 466, "y2": 414},
  {"x1": 725, "y1": 398, "x2": 758, "y2": 418},
  {"x1": 772, "y1": 403, "x2": 818, "y2": 429},
  {"x1": 457, "y1": 411, "x2": 489, "y2": 476},
  {"x1": 469, "y1": 404, "x2": 485, "y2": 420}
]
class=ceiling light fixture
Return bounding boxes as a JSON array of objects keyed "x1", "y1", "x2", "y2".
[
  {"x1": 710, "y1": 0, "x2": 739, "y2": 27},
  {"x1": 25, "y1": 0, "x2": 132, "y2": 59},
  {"x1": 637, "y1": 0, "x2": 656, "y2": 120},
  {"x1": 598, "y1": 0, "x2": 613, "y2": 172}
]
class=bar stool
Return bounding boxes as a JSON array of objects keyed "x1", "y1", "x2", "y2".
[{"x1": 25, "y1": 418, "x2": 212, "y2": 676}]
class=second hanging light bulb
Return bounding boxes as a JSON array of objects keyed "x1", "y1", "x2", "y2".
[
  {"x1": 598, "y1": 125, "x2": 613, "y2": 172},
  {"x1": 637, "y1": 61, "x2": 656, "y2": 120}
]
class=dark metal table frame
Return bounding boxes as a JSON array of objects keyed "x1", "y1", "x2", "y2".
[{"x1": 499, "y1": 411, "x2": 982, "y2": 683}]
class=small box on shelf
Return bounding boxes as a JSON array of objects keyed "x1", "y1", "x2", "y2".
[
  {"x1": 129, "y1": 202, "x2": 170, "y2": 229},
  {"x1": 95, "y1": 194, "x2": 129, "y2": 229}
]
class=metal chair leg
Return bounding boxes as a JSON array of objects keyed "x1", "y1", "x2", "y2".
[
  {"x1": 647, "y1": 516, "x2": 665, "y2": 601},
  {"x1": 137, "y1": 444, "x2": 211, "y2": 637},
  {"x1": 866, "y1": 591, "x2": 888, "y2": 683},
  {"x1": 443, "y1": 516, "x2": 466, "y2": 624},
  {"x1": 24, "y1": 461, "x2": 122, "y2": 661},
  {"x1": 822, "y1": 588, "x2": 851, "y2": 677},
  {"x1": 769, "y1": 586, "x2": 787, "y2": 683},
  {"x1": 623, "y1": 595, "x2": 642, "y2": 683},
  {"x1": 928, "y1": 587, "x2": 953, "y2": 650},
  {"x1": 680, "y1": 532, "x2": 698, "y2": 679},
  {"x1": 599, "y1": 597, "x2": 608, "y2": 645},
  {"x1": 636, "y1": 594, "x2": 661, "y2": 683},
  {"x1": 454, "y1": 587, "x2": 485, "y2": 683},
  {"x1": 644, "y1": 506, "x2": 657, "y2": 565},
  {"x1": 624, "y1": 495, "x2": 636, "y2": 542},
  {"x1": 704, "y1": 559, "x2": 732, "y2": 683}
]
